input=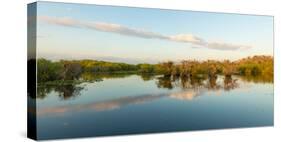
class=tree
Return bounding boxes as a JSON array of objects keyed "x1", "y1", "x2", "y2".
[
  {"x1": 61, "y1": 62, "x2": 82, "y2": 80},
  {"x1": 138, "y1": 64, "x2": 154, "y2": 73},
  {"x1": 179, "y1": 60, "x2": 192, "y2": 78},
  {"x1": 222, "y1": 60, "x2": 236, "y2": 77},
  {"x1": 37, "y1": 58, "x2": 63, "y2": 82},
  {"x1": 159, "y1": 61, "x2": 174, "y2": 77}
]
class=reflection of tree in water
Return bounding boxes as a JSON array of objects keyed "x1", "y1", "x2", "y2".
[
  {"x1": 36, "y1": 84, "x2": 84, "y2": 100},
  {"x1": 156, "y1": 75, "x2": 208, "y2": 90},
  {"x1": 35, "y1": 73, "x2": 133, "y2": 100},
  {"x1": 223, "y1": 76, "x2": 238, "y2": 91},
  {"x1": 55, "y1": 85, "x2": 84, "y2": 100},
  {"x1": 156, "y1": 76, "x2": 174, "y2": 89},
  {"x1": 139, "y1": 73, "x2": 155, "y2": 81},
  {"x1": 178, "y1": 76, "x2": 205, "y2": 90},
  {"x1": 240, "y1": 74, "x2": 273, "y2": 83},
  {"x1": 156, "y1": 75, "x2": 239, "y2": 91},
  {"x1": 34, "y1": 73, "x2": 271, "y2": 101},
  {"x1": 180, "y1": 77, "x2": 190, "y2": 89},
  {"x1": 206, "y1": 76, "x2": 220, "y2": 90},
  {"x1": 189, "y1": 76, "x2": 206, "y2": 88},
  {"x1": 37, "y1": 86, "x2": 53, "y2": 99}
]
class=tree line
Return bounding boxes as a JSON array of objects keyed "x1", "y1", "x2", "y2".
[{"x1": 37, "y1": 55, "x2": 273, "y2": 83}]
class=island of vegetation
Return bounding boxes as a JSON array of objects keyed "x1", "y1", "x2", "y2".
[{"x1": 36, "y1": 55, "x2": 273, "y2": 85}]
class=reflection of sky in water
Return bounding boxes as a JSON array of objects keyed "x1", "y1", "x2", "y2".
[{"x1": 35, "y1": 75, "x2": 273, "y2": 140}]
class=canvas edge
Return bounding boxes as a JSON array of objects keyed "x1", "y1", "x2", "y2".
[{"x1": 27, "y1": 2, "x2": 38, "y2": 140}]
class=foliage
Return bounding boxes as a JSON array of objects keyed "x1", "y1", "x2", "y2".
[
  {"x1": 236, "y1": 56, "x2": 273, "y2": 76},
  {"x1": 37, "y1": 55, "x2": 273, "y2": 83},
  {"x1": 37, "y1": 58, "x2": 64, "y2": 82},
  {"x1": 79, "y1": 60, "x2": 138, "y2": 72},
  {"x1": 61, "y1": 61, "x2": 82, "y2": 80},
  {"x1": 137, "y1": 64, "x2": 155, "y2": 73}
]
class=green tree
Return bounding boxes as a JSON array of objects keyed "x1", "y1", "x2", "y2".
[
  {"x1": 37, "y1": 58, "x2": 63, "y2": 82},
  {"x1": 138, "y1": 64, "x2": 155, "y2": 73},
  {"x1": 61, "y1": 61, "x2": 82, "y2": 80}
]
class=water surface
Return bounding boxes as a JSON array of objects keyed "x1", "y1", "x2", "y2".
[{"x1": 32, "y1": 74, "x2": 273, "y2": 140}]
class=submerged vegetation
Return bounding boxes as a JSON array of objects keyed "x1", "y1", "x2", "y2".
[{"x1": 37, "y1": 55, "x2": 273, "y2": 84}]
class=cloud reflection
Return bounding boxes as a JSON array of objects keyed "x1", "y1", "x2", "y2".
[{"x1": 36, "y1": 93, "x2": 167, "y2": 116}]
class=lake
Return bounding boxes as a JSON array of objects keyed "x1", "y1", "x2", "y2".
[{"x1": 31, "y1": 74, "x2": 273, "y2": 140}]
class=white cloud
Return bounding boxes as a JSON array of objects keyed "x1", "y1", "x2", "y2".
[
  {"x1": 86, "y1": 22, "x2": 168, "y2": 39},
  {"x1": 169, "y1": 34, "x2": 206, "y2": 45},
  {"x1": 39, "y1": 16, "x2": 79, "y2": 27},
  {"x1": 38, "y1": 16, "x2": 252, "y2": 51},
  {"x1": 206, "y1": 42, "x2": 252, "y2": 50}
]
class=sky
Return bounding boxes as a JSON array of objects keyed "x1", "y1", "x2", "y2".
[{"x1": 35, "y1": 1, "x2": 274, "y2": 64}]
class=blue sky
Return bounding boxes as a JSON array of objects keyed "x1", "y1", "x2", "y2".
[{"x1": 36, "y1": 1, "x2": 273, "y2": 64}]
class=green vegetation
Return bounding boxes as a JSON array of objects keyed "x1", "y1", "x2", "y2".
[
  {"x1": 37, "y1": 58, "x2": 64, "y2": 82},
  {"x1": 79, "y1": 59, "x2": 138, "y2": 72},
  {"x1": 137, "y1": 64, "x2": 155, "y2": 73},
  {"x1": 236, "y1": 56, "x2": 273, "y2": 77},
  {"x1": 37, "y1": 55, "x2": 273, "y2": 84}
]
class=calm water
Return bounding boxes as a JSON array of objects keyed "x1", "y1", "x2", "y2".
[{"x1": 32, "y1": 74, "x2": 273, "y2": 140}]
